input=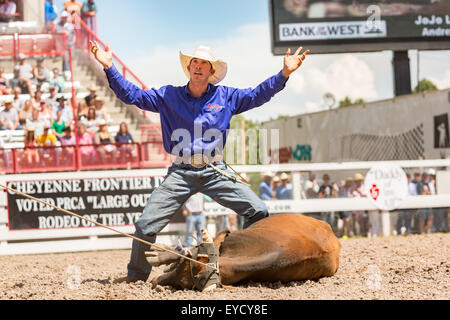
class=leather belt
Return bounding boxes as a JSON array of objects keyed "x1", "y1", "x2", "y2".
[{"x1": 174, "y1": 154, "x2": 223, "y2": 168}]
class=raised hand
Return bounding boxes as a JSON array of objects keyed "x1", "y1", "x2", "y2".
[
  {"x1": 89, "y1": 40, "x2": 113, "y2": 70},
  {"x1": 282, "y1": 46, "x2": 310, "y2": 78}
]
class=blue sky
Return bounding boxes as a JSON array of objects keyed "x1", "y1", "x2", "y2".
[{"x1": 54, "y1": 0, "x2": 450, "y2": 122}]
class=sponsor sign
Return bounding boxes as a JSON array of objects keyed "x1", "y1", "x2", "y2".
[
  {"x1": 270, "y1": 0, "x2": 450, "y2": 54},
  {"x1": 364, "y1": 165, "x2": 408, "y2": 211},
  {"x1": 6, "y1": 176, "x2": 184, "y2": 231}
]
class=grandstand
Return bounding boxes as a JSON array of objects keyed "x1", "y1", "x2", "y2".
[{"x1": 0, "y1": 0, "x2": 170, "y2": 174}]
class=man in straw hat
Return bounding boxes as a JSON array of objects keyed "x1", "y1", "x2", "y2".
[{"x1": 90, "y1": 41, "x2": 309, "y2": 283}]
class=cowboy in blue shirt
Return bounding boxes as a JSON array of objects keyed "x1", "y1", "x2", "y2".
[{"x1": 90, "y1": 41, "x2": 309, "y2": 283}]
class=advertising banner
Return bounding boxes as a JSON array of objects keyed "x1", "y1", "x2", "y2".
[
  {"x1": 270, "y1": 0, "x2": 450, "y2": 54},
  {"x1": 6, "y1": 176, "x2": 184, "y2": 231}
]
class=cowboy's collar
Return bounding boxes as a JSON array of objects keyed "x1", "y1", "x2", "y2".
[{"x1": 184, "y1": 83, "x2": 212, "y2": 99}]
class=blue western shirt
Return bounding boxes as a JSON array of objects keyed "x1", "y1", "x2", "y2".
[
  {"x1": 104, "y1": 64, "x2": 288, "y2": 156},
  {"x1": 259, "y1": 181, "x2": 273, "y2": 201}
]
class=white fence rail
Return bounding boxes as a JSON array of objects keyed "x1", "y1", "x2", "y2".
[{"x1": 0, "y1": 159, "x2": 449, "y2": 255}]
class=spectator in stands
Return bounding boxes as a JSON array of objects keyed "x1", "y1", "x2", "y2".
[
  {"x1": 115, "y1": 122, "x2": 134, "y2": 164},
  {"x1": 23, "y1": 127, "x2": 40, "y2": 166},
  {"x1": 338, "y1": 177, "x2": 353, "y2": 239},
  {"x1": 417, "y1": 172, "x2": 433, "y2": 234},
  {"x1": 55, "y1": 11, "x2": 76, "y2": 73},
  {"x1": 52, "y1": 109, "x2": 67, "y2": 140},
  {"x1": 77, "y1": 123, "x2": 96, "y2": 165},
  {"x1": 84, "y1": 84, "x2": 97, "y2": 106},
  {"x1": 397, "y1": 173, "x2": 415, "y2": 235},
  {"x1": 0, "y1": 134, "x2": 10, "y2": 170},
  {"x1": 45, "y1": 0, "x2": 58, "y2": 32},
  {"x1": 351, "y1": 173, "x2": 367, "y2": 237},
  {"x1": 52, "y1": 97, "x2": 73, "y2": 128},
  {"x1": 32, "y1": 90, "x2": 44, "y2": 109},
  {"x1": 37, "y1": 124, "x2": 57, "y2": 147},
  {"x1": 17, "y1": 54, "x2": 34, "y2": 80},
  {"x1": 0, "y1": 67, "x2": 11, "y2": 95},
  {"x1": 49, "y1": 68, "x2": 65, "y2": 93},
  {"x1": 77, "y1": 99, "x2": 89, "y2": 121},
  {"x1": 12, "y1": 87, "x2": 24, "y2": 110},
  {"x1": 82, "y1": 107, "x2": 99, "y2": 134},
  {"x1": 45, "y1": 86, "x2": 58, "y2": 109},
  {"x1": 59, "y1": 126, "x2": 75, "y2": 166},
  {"x1": 94, "y1": 98, "x2": 110, "y2": 122},
  {"x1": 94, "y1": 120, "x2": 117, "y2": 163},
  {"x1": 0, "y1": 99, "x2": 21, "y2": 130},
  {"x1": 26, "y1": 108, "x2": 45, "y2": 138},
  {"x1": 38, "y1": 101, "x2": 53, "y2": 127},
  {"x1": 10, "y1": 66, "x2": 33, "y2": 95},
  {"x1": 37, "y1": 124, "x2": 57, "y2": 166},
  {"x1": 318, "y1": 173, "x2": 336, "y2": 227},
  {"x1": 182, "y1": 193, "x2": 206, "y2": 248},
  {"x1": 259, "y1": 172, "x2": 273, "y2": 200},
  {"x1": 427, "y1": 169, "x2": 446, "y2": 233},
  {"x1": 276, "y1": 172, "x2": 293, "y2": 200},
  {"x1": 64, "y1": 0, "x2": 82, "y2": 16},
  {"x1": 305, "y1": 171, "x2": 319, "y2": 199},
  {"x1": 115, "y1": 122, "x2": 134, "y2": 143},
  {"x1": 81, "y1": 0, "x2": 97, "y2": 19},
  {"x1": 18, "y1": 99, "x2": 34, "y2": 128},
  {"x1": 32, "y1": 58, "x2": 51, "y2": 88},
  {"x1": 272, "y1": 176, "x2": 281, "y2": 199},
  {"x1": 0, "y1": 0, "x2": 16, "y2": 22}
]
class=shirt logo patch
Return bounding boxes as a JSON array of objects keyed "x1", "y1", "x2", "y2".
[{"x1": 205, "y1": 104, "x2": 224, "y2": 112}]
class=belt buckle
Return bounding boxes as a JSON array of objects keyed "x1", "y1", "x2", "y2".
[{"x1": 191, "y1": 154, "x2": 207, "y2": 168}]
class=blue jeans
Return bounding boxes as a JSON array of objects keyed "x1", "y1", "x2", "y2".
[
  {"x1": 184, "y1": 213, "x2": 205, "y2": 247},
  {"x1": 127, "y1": 161, "x2": 269, "y2": 281},
  {"x1": 396, "y1": 209, "x2": 413, "y2": 234}
]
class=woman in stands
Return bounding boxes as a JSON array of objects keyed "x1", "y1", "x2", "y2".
[
  {"x1": 23, "y1": 127, "x2": 40, "y2": 167},
  {"x1": 77, "y1": 124, "x2": 96, "y2": 165},
  {"x1": 0, "y1": 67, "x2": 11, "y2": 95},
  {"x1": 94, "y1": 120, "x2": 117, "y2": 163},
  {"x1": 82, "y1": 107, "x2": 100, "y2": 134},
  {"x1": 115, "y1": 122, "x2": 134, "y2": 163},
  {"x1": 37, "y1": 101, "x2": 53, "y2": 127},
  {"x1": 32, "y1": 58, "x2": 50, "y2": 88},
  {"x1": 49, "y1": 68, "x2": 65, "y2": 93},
  {"x1": 32, "y1": 90, "x2": 44, "y2": 109},
  {"x1": 77, "y1": 99, "x2": 89, "y2": 121},
  {"x1": 18, "y1": 99, "x2": 34, "y2": 128},
  {"x1": 94, "y1": 98, "x2": 109, "y2": 122},
  {"x1": 52, "y1": 109, "x2": 67, "y2": 140}
]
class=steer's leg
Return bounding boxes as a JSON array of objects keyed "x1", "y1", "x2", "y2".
[
  {"x1": 201, "y1": 162, "x2": 269, "y2": 229},
  {"x1": 126, "y1": 164, "x2": 197, "y2": 282}
]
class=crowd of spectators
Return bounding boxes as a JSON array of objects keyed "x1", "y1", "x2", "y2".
[
  {"x1": 258, "y1": 170, "x2": 448, "y2": 239},
  {"x1": 0, "y1": 54, "x2": 133, "y2": 169},
  {"x1": 0, "y1": 0, "x2": 17, "y2": 22}
]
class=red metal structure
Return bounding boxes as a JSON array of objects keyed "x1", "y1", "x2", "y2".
[{"x1": 0, "y1": 12, "x2": 172, "y2": 175}]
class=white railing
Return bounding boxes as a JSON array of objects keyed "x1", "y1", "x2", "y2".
[{"x1": 0, "y1": 159, "x2": 449, "y2": 255}]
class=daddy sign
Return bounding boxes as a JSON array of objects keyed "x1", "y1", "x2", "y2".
[{"x1": 364, "y1": 165, "x2": 408, "y2": 211}]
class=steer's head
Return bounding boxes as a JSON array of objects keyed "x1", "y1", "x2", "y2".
[{"x1": 148, "y1": 229, "x2": 221, "y2": 291}]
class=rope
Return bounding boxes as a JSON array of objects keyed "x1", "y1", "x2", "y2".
[
  {"x1": 0, "y1": 183, "x2": 217, "y2": 272},
  {"x1": 209, "y1": 162, "x2": 251, "y2": 187}
]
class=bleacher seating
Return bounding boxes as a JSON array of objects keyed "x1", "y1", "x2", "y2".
[{"x1": 0, "y1": 35, "x2": 14, "y2": 57}]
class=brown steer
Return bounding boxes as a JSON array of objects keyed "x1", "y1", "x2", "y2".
[{"x1": 147, "y1": 213, "x2": 341, "y2": 289}]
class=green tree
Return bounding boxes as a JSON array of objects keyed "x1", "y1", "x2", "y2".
[
  {"x1": 413, "y1": 79, "x2": 438, "y2": 94},
  {"x1": 338, "y1": 96, "x2": 365, "y2": 108}
]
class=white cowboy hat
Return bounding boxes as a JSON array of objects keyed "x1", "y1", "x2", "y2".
[{"x1": 179, "y1": 46, "x2": 227, "y2": 85}]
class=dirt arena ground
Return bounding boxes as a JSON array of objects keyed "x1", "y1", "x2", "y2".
[{"x1": 0, "y1": 233, "x2": 449, "y2": 300}]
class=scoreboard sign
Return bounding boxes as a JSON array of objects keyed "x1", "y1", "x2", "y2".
[{"x1": 270, "y1": 0, "x2": 450, "y2": 54}]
